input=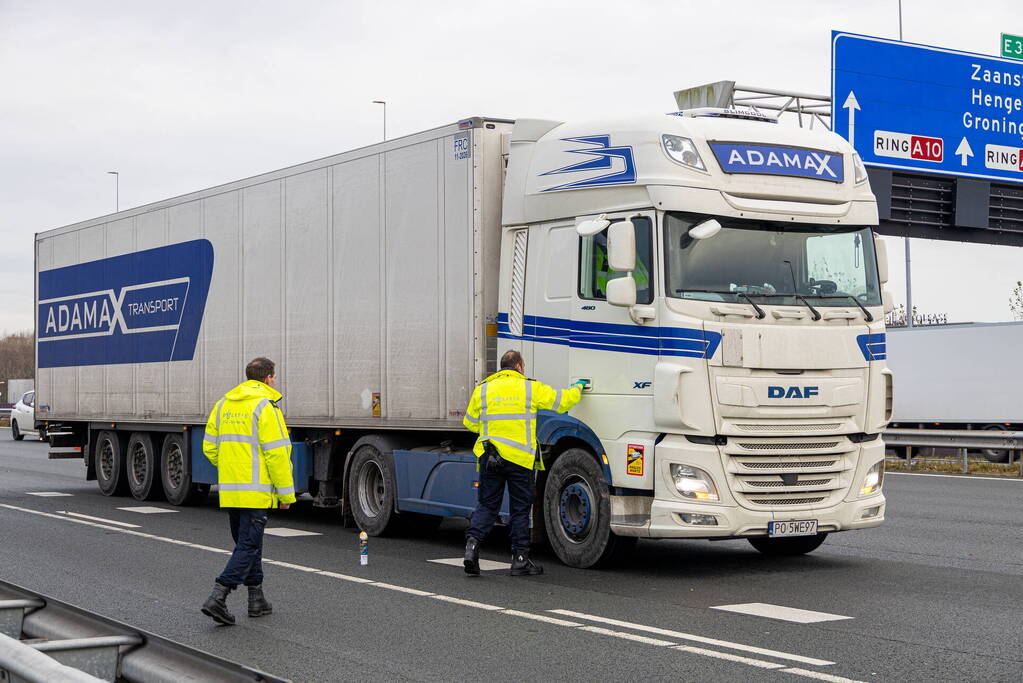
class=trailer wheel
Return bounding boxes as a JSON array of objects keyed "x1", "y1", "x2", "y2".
[
  {"x1": 543, "y1": 448, "x2": 636, "y2": 568},
  {"x1": 748, "y1": 533, "x2": 828, "y2": 556},
  {"x1": 161, "y1": 434, "x2": 203, "y2": 506},
  {"x1": 348, "y1": 444, "x2": 398, "y2": 536},
  {"x1": 126, "y1": 432, "x2": 162, "y2": 501},
  {"x1": 96, "y1": 431, "x2": 128, "y2": 496},
  {"x1": 980, "y1": 425, "x2": 1011, "y2": 463}
]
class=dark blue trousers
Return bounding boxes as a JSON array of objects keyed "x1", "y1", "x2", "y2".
[
  {"x1": 216, "y1": 508, "x2": 268, "y2": 588},
  {"x1": 467, "y1": 451, "x2": 535, "y2": 551}
]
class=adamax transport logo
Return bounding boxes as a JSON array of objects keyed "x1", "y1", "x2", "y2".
[{"x1": 37, "y1": 240, "x2": 214, "y2": 368}]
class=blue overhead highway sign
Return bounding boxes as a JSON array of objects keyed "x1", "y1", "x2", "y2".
[{"x1": 832, "y1": 31, "x2": 1023, "y2": 184}]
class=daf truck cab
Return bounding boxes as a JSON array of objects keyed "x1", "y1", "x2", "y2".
[{"x1": 498, "y1": 109, "x2": 891, "y2": 565}]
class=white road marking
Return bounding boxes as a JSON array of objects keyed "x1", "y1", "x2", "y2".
[
  {"x1": 429, "y1": 557, "x2": 511, "y2": 571},
  {"x1": 548, "y1": 609, "x2": 834, "y2": 666},
  {"x1": 500, "y1": 609, "x2": 580, "y2": 627},
  {"x1": 673, "y1": 645, "x2": 785, "y2": 670},
  {"x1": 711, "y1": 603, "x2": 852, "y2": 624},
  {"x1": 888, "y1": 471, "x2": 1023, "y2": 483},
  {"x1": 430, "y1": 595, "x2": 504, "y2": 611},
  {"x1": 372, "y1": 582, "x2": 434, "y2": 597},
  {"x1": 264, "y1": 527, "x2": 322, "y2": 537},
  {"x1": 25, "y1": 492, "x2": 73, "y2": 497},
  {"x1": 116, "y1": 506, "x2": 178, "y2": 514},
  {"x1": 578, "y1": 625, "x2": 675, "y2": 646},
  {"x1": 780, "y1": 667, "x2": 866, "y2": 682},
  {"x1": 316, "y1": 570, "x2": 373, "y2": 584},
  {"x1": 58, "y1": 511, "x2": 140, "y2": 528},
  {"x1": 1, "y1": 502, "x2": 853, "y2": 679}
]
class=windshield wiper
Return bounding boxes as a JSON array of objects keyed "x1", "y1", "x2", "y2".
[
  {"x1": 809, "y1": 295, "x2": 874, "y2": 322},
  {"x1": 674, "y1": 288, "x2": 766, "y2": 319}
]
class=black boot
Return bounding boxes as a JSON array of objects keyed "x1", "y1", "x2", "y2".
[
  {"x1": 201, "y1": 582, "x2": 236, "y2": 625},
  {"x1": 463, "y1": 537, "x2": 481, "y2": 576},
  {"x1": 247, "y1": 585, "x2": 273, "y2": 617},
  {"x1": 510, "y1": 549, "x2": 543, "y2": 576}
]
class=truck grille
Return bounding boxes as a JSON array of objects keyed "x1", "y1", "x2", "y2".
[
  {"x1": 735, "y1": 423, "x2": 841, "y2": 433},
  {"x1": 722, "y1": 436, "x2": 855, "y2": 510}
]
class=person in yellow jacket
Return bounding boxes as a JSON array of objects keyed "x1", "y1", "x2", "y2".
[
  {"x1": 200, "y1": 357, "x2": 296, "y2": 626},
  {"x1": 462, "y1": 349, "x2": 584, "y2": 576}
]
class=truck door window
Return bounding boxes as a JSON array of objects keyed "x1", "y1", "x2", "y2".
[{"x1": 578, "y1": 217, "x2": 653, "y2": 304}]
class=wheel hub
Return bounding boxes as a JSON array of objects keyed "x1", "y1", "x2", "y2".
[
  {"x1": 167, "y1": 445, "x2": 183, "y2": 488},
  {"x1": 357, "y1": 461, "x2": 384, "y2": 518},
  {"x1": 100, "y1": 442, "x2": 114, "y2": 480},
  {"x1": 559, "y1": 481, "x2": 593, "y2": 541}
]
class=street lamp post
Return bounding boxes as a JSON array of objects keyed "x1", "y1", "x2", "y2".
[
  {"x1": 107, "y1": 171, "x2": 119, "y2": 212},
  {"x1": 372, "y1": 100, "x2": 387, "y2": 140}
]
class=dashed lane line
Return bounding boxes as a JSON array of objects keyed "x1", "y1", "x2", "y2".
[
  {"x1": 548, "y1": 609, "x2": 835, "y2": 667},
  {"x1": 0, "y1": 503, "x2": 861, "y2": 681},
  {"x1": 116, "y1": 506, "x2": 178, "y2": 514},
  {"x1": 264, "y1": 528, "x2": 322, "y2": 537},
  {"x1": 25, "y1": 492, "x2": 73, "y2": 497},
  {"x1": 429, "y1": 557, "x2": 511, "y2": 571},
  {"x1": 58, "y1": 511, "x2": 141, "y2": 528},
  {"x1": 711, "y1": 603, "x2": 852, "y2": 624}
]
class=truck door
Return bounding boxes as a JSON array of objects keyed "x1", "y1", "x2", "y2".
[{"x1": 570, "y1": 211, "x2": 657, "y2": 418}]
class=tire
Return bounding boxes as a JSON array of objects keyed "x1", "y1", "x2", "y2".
[
  {"x1": 126, "y1": 432, "x2": 162, "y2": 501},
  {"x1": 96, "y1": 431, "x2": 129, "y2": 496},
  {"x1": 11, "y1": 419, "x2": 23, "y2": 441},
  {"x1": 161, "y1": 434, "x2": 203, "y2": 506},
  {"x1": 543, "y1": 448, "x2": 636, "y2": 568},
  {"x1": 347, "y1": 444, "x2": 398, "y2": 536},
  {"x1": 748, "y1": 533, "x2": 828, "y2": 556},
  {"x1": 980, "y1": 425, "x2": 1011, "y2": 464}
]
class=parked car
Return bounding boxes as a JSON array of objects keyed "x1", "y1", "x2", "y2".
[{"x1": 10, "y1": 391, "x2": 44, "y2": 441}]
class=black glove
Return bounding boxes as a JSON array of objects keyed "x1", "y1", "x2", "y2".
[{"x1": 483, "y1": 442, "x2": 502, "y2": 473}]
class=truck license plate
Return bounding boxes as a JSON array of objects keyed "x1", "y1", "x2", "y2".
[{"x1": 768, "y1": 520, "x2": 817, "y2": 537}]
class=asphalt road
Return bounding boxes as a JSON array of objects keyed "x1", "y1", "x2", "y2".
[{"x1": 1, "y1": 429, "x2": 1021, "y2": 682}]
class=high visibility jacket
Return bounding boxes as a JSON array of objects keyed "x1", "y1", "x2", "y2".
[
  {"x1": 463, "y1": 369, "x2": 582, "y2": 471},
  {"x1": 203, "y1": 380, "x2": 296, "y2": 508},
  {"x1": 594, "y1": 240, "x2": 649, "y2": 296}
]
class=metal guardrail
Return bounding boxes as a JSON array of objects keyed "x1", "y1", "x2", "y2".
[
  {"x1": 0, "y1": 579, "x2": 290, "y2": 683},
  {"x1": 0, "y1": 409, "x2": 11, "y2": 418},
  {"x1": 884, "y1": 428, "x2": 1023, "y2": 475}
]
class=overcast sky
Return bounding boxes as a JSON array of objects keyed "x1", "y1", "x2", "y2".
[{"x1": 2, "y1": 0, "x2": 1021, "y2": 332}]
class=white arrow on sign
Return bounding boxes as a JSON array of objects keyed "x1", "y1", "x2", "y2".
[
  {"x1": 843, "y1": 91, "x2": 860, "y2": 148},
  {"x1": 954, "y1": 137, "x2": 973, "y2": 166}
]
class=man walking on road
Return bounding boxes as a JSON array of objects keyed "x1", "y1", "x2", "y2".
[
  {"x1": 200, "y1": 357, "x2": 296, "y2": 625},
  {"x1": 462, "y1": 350, "x2": 585, "y2": 576}
]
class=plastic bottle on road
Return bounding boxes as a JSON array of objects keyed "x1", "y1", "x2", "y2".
[{"x1": 359, "y1": 531, "x2": 368, "y2": 565}]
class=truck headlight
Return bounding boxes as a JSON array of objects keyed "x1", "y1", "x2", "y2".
[
  {"x1": 662, "y1": 135, "x2": 706, "y2": 172},
  {"x1": 852, "y1": 153, "x2": 868, "y2": 184},
  {"x1": 670, "y1": 464, "x2": 719, "y2": 501},
  {"x1": 860, "y1": 461, "x2": 884, "y2": 496}
]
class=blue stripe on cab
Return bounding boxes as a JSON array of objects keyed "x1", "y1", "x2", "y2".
[
  {"x1": 495, "y1": 312, "x2": 721, "y2": 359},
  {"x1": 856, "y1": 333, "x2": 887, "y2": 361}
]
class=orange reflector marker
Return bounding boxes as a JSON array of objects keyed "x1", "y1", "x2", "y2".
[
  {"x1": 486, "y1": 323, "x2": 498, "y2": 338},
  {"x1": 601, "y1": 454, "x2": 609, "y2": 465},
  {"x1": 335, "y1": 430, "x2": 342, "y2": 435}
]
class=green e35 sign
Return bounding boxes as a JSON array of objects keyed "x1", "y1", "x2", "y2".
[{"x1": 1002, "y1": 33, "x2": 1023, "y2": 60}]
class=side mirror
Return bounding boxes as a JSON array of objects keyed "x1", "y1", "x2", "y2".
[
  {"x1": 882, "y1": 289, "x2": 895, "y2": 314},
  {"x1": 576, "y1": 214, "x2": 610, "y2": 236},
  {"x1": 607, "y1": 220, "x2": 636, "y2": 272},
  {"x1": 606, "y1": 276, "x2": 637, "y2": 307},
  {"x1": 875, "y1": 236, "x2": 889, "y2": 285},
  {"x1": 688, "y1": 218, "x2": 722, "y2": 240}
]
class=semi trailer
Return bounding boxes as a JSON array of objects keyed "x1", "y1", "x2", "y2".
[
  {"x1": 35, "y1": 108, "x2": 892, "y2": 567},
  {"x1": 887, "y1": 322, "x2": 1023, "y2": 462}
]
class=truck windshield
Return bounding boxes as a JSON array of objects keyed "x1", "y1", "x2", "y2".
[{"x1": 664, "y1": 212, "x2": 881, "y2": 307}]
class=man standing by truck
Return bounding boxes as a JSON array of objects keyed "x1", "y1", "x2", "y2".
[
  {"x1": 200, "y1": 357, "x2": 296, "y2": 625},
  {"x1": 463, "y1": 350, "x2": 584, "y2": 576}
]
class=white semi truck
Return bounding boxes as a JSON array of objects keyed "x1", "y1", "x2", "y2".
[
  {"x1": 36, "y1": 108, "x2": 891, "y2": 567},
  {"x1": 887, "y1": 322, "x2": 1023, "y2": 462}
]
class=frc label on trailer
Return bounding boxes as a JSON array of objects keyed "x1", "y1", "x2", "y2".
[
  {"x1": 452, "y1": 133, "x2": 471, "y2": 161},
  {"x1": 873, "y1": 131, "x2": 944, "y2": 162},
  {"x1": 37, "y1": 240, "x2": 214, "y2": 368},
  {"x1": 626, "y1": 444, "x2": 644, "y2": 476}
]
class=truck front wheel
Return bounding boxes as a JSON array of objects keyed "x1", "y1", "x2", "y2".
[
  {"x1": 543, "y1": 448, "x2": 635, "y2": 568},
  {"x1": 96, "y1": 431, "x2": 128, "y2": 496},
  {"x1": 748, "y1": 533, "x2": 828, "y2": 556},
  {"x1": 126, "y1": 432, "x2": 162, "y2": 501},
  {"x1": 347, "y1": 444, "x2": 398, "y2": 536}
]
